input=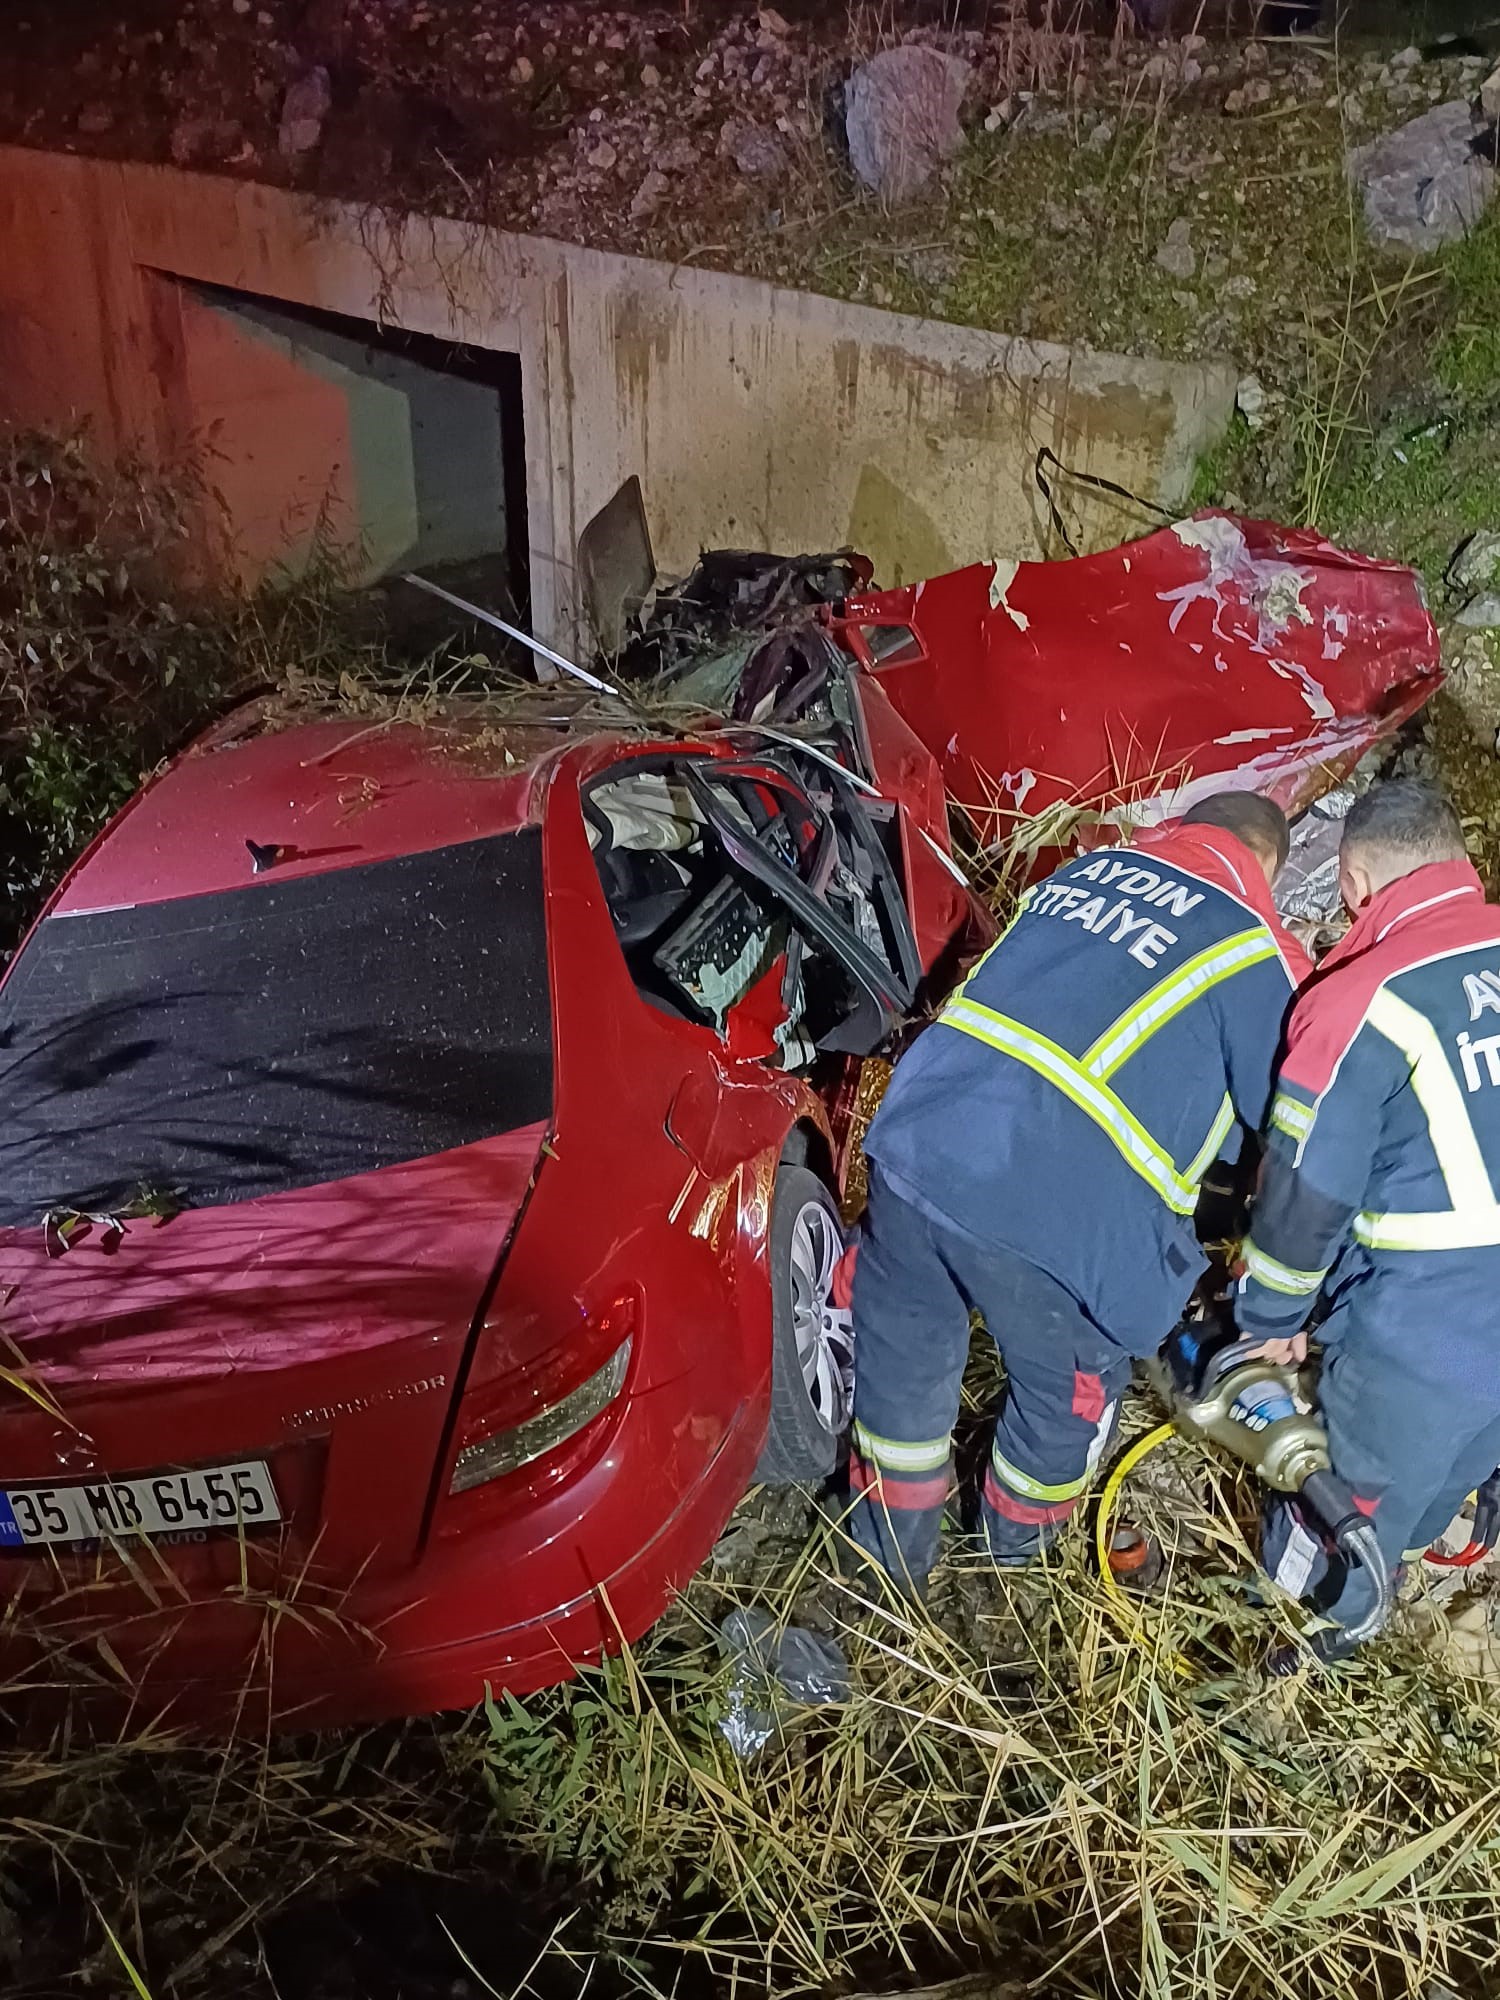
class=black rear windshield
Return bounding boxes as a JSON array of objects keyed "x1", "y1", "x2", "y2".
[{"x1": 0, "y1": 831, "x2": 551, "y2": 1225}]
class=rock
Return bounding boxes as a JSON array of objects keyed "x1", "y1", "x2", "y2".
[
  {"x1": 1155, "y1": 214, "x2": 1196, "y2": 277},
  {"x1": 1236, "y1": 372, "x2": 1268, "y2": 428},
  {"x1": 510, "y1": 54, "x2": 534, "y2": 83},
  {"x1": 586, "y1": 139, "x2": 617, "y2": 170},
  {"x1": 655, "y1": 135, "x2": 701, "y2": 173},
  {"x1": 1391, "y1": 44, "x2": 1422, "y2": 69},
  {"x1": 233, "y1": 0, "x2": 251, "y2": 12},
  {"x1": 630, "y1": 167, "x2": 669, "y2": 218},
  {"x1": 1224, "y1": 76, "x2": 1272, "y2": 114},
  {"x1": 757, "y1": 6, "x2": 790, "y2": 33},
  {"x1": 1443, "y1": 632, "x2": 1500, "y2": 743},
  {"x1": 1086, "y1": 116, "x2": 1115, "y2": 149},
  {"x1": 1482, "y1": 64, "x2": 1500, "y2": 120},
  {"x1": 1452, "y1": 529, "x2": 1500, "y2": 593},
  {"x1": 719, "y1": 119, "x2": 786, "y2": 176},
  {"x1": 278, "y1": 65, "x2": 331, "y2": 160},
  {"x1": 1457, "y1": 594, "x2": 1500, "y2": 630},
  {"x1": 1142, "y1": 51, "x2": 1202, "y2": 85},
  {"x1": 844, "y1": 43, "x2": 973, "y2": 202},
  {"x1": 1348, "y1": 100, "x2": 1496, "y2": 249},
  {"x1": 1245, "y1": 39, "x2": 1269, "y2": 72},
  {"x1": 640, "y1": 63, "x2": 661, "y2": 87},
  {"x1": 76, "y1": 102, "x2": 114, "y2": 135}
]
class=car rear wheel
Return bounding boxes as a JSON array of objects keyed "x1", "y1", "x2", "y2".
[{"x1": 754, "y1": 1165, "x2": 854, "y2": 1485}]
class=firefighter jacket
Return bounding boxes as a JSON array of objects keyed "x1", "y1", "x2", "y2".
[
  {"x1": 865, "y1": 821, "x2": 1310, "y2": 1351},
  {"x1": 1237, "y1": 859, "x2": 1500, "y2": 1374}
]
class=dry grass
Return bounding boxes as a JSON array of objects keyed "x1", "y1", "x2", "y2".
[
  {"x1": 481, "y1": 1451, "x2": 1500, "y2": 2000},
  {"x1": 7, "y1": 1447, "x2": 1500, "y2": 1999},
  {"x1": 0, "y1": 1656, "x2": 485, "y2": 1996}
]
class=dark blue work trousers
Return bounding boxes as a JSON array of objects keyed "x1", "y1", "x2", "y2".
[
  {"x1": 847, "y1": 1170, "x2": 1131, "y2": 1589},
  {"x1": 1264, "y1": 1296, "x2": 1500, "y2": 1643}
]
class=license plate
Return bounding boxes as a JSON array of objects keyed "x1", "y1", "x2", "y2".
[{"x1": 0, "y1": 1460, "x2": 282, "y2": 1548}]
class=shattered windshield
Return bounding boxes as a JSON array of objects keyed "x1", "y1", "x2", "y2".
[{"x1": 0, "y1": 832, "x2": 552, "y2": 1226}]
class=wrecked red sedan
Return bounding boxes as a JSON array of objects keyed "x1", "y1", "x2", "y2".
[{"x1": 0, "y1": 515, "x2": 1438, "y2": 1726}]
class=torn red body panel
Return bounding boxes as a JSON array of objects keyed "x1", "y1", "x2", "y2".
[{"x1": 836, "y1": 514, "x2": 1441, "y2": 850}]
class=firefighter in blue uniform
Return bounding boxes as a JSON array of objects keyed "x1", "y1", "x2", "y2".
[
  {"x1": 1235, "y1": 778, "x2": 1500, "y2": 1660},
  {"x1": 847, "y1": 791, "x2": 1310, "y2": 1588}
]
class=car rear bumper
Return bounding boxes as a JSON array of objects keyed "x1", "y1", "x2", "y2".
[{"x1": 2, "y1": 1409, "x2": 759, "y2": 1730}]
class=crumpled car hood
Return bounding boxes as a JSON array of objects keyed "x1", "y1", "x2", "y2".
[{"x1": 844, "y1": 514, "x2": 1442, "y2": 849}]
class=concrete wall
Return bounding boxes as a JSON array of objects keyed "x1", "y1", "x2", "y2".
[{"x1": 0, "y1": 146, "x2": 1239, "y2": 648}]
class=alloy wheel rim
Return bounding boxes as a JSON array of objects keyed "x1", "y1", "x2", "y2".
[{"x1": 788, "y1": 1196, "x2": 854, "y2": 1436}]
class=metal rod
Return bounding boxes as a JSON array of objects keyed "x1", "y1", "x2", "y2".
[
  {"x1": 733, "y1": 721, "x2": 881, "y2": 797},
  {"x1": 401, "y1": 572, "x2": 619, "y2": 696}
]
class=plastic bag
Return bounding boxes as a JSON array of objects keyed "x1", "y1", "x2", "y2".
[
  {"x1": 716, "y1": 1606, "x2": 850, "y2": 1756},
  {"x1": 1277, "y1": 783, "x2": 1357, "y2": 928}
]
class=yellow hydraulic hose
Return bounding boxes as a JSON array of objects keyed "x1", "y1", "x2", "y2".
[
  {"x1": 1093, "y1": 1420, "x2": 1193, "y2": 1674},
  {"x1": 1094, "y1": 1421, "x2": 1176, "y2": 1609}
]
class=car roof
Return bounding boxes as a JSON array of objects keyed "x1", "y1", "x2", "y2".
[{"x1": 53, "y1": 704, "x2": 578, "y2": 916}]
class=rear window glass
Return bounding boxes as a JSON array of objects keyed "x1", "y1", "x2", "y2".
[{"x1": 0, "y1": 831, "x2": 551, "y2": 1225}]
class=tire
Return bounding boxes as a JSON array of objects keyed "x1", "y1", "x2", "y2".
[{"x1": 753, "y1": 1165, "x2": 854, "y2": 1485}]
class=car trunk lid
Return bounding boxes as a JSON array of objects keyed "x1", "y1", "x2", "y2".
[{"x1": 0, "y1": 1128, "x2": 547, "y2": 1590}]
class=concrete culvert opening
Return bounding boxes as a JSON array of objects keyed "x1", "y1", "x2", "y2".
[{"x1": 176, "y1": 280, "x2": 530, "y2": 641}]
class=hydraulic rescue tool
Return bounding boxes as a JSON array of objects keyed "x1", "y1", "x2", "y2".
[{"x1": 1145, "y1": 1317, "x2": 1395, "y2": 1653}]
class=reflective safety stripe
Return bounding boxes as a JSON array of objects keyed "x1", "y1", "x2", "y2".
[
  {"x1": 989, "y1": 1442, "x2": 1089, "y2": 1505},
  {"x1": 1182, "y1": 1093, "x2": 1236, "y2": 1187},
  {"x1": 1354, "y1": 1207, "x2": 1500, "y2": 1252},
  {"x1": 1082, "y1": 928, "x2": 1278, "y2": 1080},
  {"x1": 1366, "y1": 987, "x2": 1496, "y2": 1209},
  {"x1": 1242, "y1": 1237, "x2": 1328, "y2": 1296},
  {"x1": 939, "y1": 999, "x2": 1200, "y2": 1214},
  {"x1": 852, "y1": 1422, "x2": 950, "y2": 1473},
  {"x1": 1271, "y1": 1515, "x2": 1321, "y2": 1598},
  {"x1": 1270, "y1": 1090, "x2": 1315, "y2": 1143}
]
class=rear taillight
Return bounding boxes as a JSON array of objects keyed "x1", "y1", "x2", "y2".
[{"x1": 448, "y1": 1338, "x2": 632, "y2": 1494}]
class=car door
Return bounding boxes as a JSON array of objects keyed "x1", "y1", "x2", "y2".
[{"x1": 679, "y1": 752, "x2": 922, "y2": 1059}]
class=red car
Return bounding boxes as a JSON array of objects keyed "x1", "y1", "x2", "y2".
[{"x1": 0, "y1": 517, "x2": 1438, "y2": 1726}]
